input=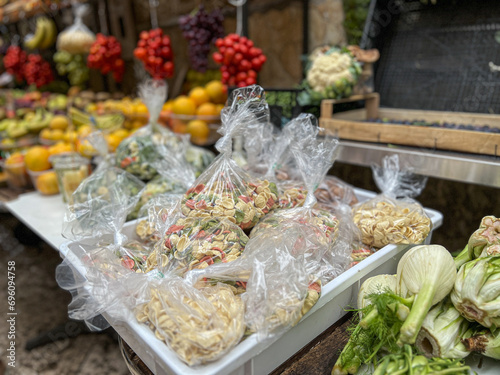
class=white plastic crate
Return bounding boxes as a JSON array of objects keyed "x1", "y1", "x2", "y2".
[{"x1": 59, "y1": 188, "x2": 443, "y2": 375}]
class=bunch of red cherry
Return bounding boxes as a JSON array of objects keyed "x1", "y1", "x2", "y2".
[
  {"x1": 87, "y1": 34, "x2": 125, "y2": 82},
  {"x1": 3, "y1": 46, "x2": 27, "y2": 82},
  {"x1": 212, "y1": 34, "x2": 267, "y2": 87},
  {"x1": 133, "y1": 28, "x2": 174, "y2": 79},
  {"x1": 24, "y1": 54, "x2": 54, "y2": 88}
]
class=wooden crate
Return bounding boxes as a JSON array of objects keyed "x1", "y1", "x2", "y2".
[{"x1": 319, "y1": 93, "x2": 500, "y2": 157}]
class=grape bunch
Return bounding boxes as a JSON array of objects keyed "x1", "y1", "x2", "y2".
[
  {"x1": 212, "y1": 34, "x2": 267, "y2": 87},
  {"x1": 87, "y1": 34, "x2": 125, "y2": 82},
  {"x1": 3, "y1": 46, "x2": 27, "y2": 82},
  {"x1": 54, "y1": 51, "x2": 90, "y2": 86},
  {"x1": 179, "y1": 5, "x2": 224, "y2": 73},
  {"x1": 133, "y1": 28, "x2": 174, "y2": 79},
  {"x1": 24, "y1": 54, "x2": 54, "y2": 88}
]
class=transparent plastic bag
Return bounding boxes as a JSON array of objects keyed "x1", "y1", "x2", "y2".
[
  {"x1": 184, "y1": 222, "x2": 324, "y2": 340},
  {"x1": 56, "y1": 3, "x2": 96, "y2": 54},
  {"x1": 135, "y1": 277, "x2": 245, "y2": 366},
  {"x1": 186, "y1": 145, "x2": 216, "y2": 177},
  {"x1": 56, "y1": 240, "x2": 153, "y2": 331},
  {"x1": 180, "y1": 85, "x2": 279, "y2": 229},
  {"x1": 135, "y1": 193, "x2": 183, "y2": 245},
  {"x1": 148, "y1": 215, "x2": 249, "y2": 275},
  {"x1": 250, "y1": 125, "x2": 353, "y2": 283},
  {"x1": 314, "y1": 175, "x2": 359, "y2": 209},
  {"x1": 115, "y1": 80, "x2": 188, "y2": 182},
  {"x1": 352, "y1": 154, "x2": 432, "y2": 248}
]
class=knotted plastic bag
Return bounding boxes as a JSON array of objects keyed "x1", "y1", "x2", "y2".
[
  {"x1": 57, "y1": 3, "x2": 96, "y2": 54},
  {"x1": 250, "y1": 124, "x2": 352, "y2": 283},
  {"x1": 180, "y1": 85, "x2": 279, "y2": 229},
  {"x1": 135, "y1": 276, "x2": 245, "y2": 366},
  {"x1": 314, "y1": 175, "x2": 359, "y2": 209},
  {"x1": 352, "y1": 154, "x2": 431, "y2": 248},
  {"x1": 115, "y1": 79, "x2": 187, "y2": 181}
]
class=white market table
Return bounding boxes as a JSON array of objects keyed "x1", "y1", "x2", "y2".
[{"x1": 5, "y1": 191, "x2": 67, "y2": 250}]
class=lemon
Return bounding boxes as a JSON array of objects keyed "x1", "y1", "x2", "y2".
[
  {"x1": 25, "y1": 146, "x2": 51, "y2": 171},
  {"x1": 189, "y1": 87, "x2": 210, "y2": 106},
  {"x1": 196, "y1": 102, "x2": 218, "y2": 117},
  {"x1": 186, "y1": 119, "x2": 210, "y2": 143},
  {"x1": 172, "y1": 96, "x2": 197, "y2": 116},
  {"x1": 205, "y1": 80, "x2": 227, "y2": 104}
]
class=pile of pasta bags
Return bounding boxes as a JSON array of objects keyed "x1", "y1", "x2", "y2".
[{"x1": 56, "y1": 84, "x2": 382, "y2": 367}]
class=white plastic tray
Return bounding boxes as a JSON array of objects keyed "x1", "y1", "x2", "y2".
[{"x1": 59, "y1": 188, "x2": 443, "y2": 375}]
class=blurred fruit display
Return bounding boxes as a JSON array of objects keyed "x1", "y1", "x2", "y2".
[
  {"x1": 133, "y1": 28, "x2": 174, "y2": 80},
  {"x1": 54, "y1": 51, "x2": 89, "y2": 87},
  {"x1": 179, "y1": 5, "x2": 225, "y2": 72},
  {"x1": 23, "y1": 17, "x2": 57, "y2": 50},
  {"x1": 212, "y1": 34, "x2": 267, "y2": 87},
  {"x1": 24, "y1": 54, "x2": 54, "y2": 88},
  {"x1": 3, "y1": 46, "x2": 27, "y2": 82},
  {"x1": 87, "y1": 33, "x2": 125, "y2": 82}
]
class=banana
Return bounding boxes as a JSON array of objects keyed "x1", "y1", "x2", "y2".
[
  {"x1": 39, "y1": 18, "x2": 57, "y2": 49},
  {"x1": 24, "y1": 18, "x2": 46, "y2": 50}
]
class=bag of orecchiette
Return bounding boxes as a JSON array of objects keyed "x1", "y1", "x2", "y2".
[
  {"x1": 135, "y1": 276, "x2": 245, "y2": 366},
  {"x1": 183, "y1": 221, "x2": 324, "y2": 341},
  {"x1": 180, "y1": 85, "x2": 279, "y2": 230},
  {"x1": 352, "y1": 154, "x2": 431, "y2": 248}
]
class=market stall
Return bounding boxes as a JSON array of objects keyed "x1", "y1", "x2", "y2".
[{"x1": 0, "y1": 0, "x2": 499, "y2": 375}]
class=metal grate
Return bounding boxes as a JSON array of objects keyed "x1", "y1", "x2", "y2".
[{"x1": 364, "y1": 0, "x2": 500, "y2": 113}]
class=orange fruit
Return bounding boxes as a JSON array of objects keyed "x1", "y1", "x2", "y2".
[
  {"x1": 77, "y1": 125, "x2": 93, "y2": 138},
  {"x1": 196, "y1": 102, "x2": 218, "y2": 117},
  {"x1": 49, "y1": 115, "x2": 69, "y2": 130},
  {"x1": 39, "y1": 128, "x2": 51, "y2": 140},
  {"x1": 105, "y1": 134, "x2": 122, "y2": 152},
  {"x1": 172, "y1": 96, "x2": 197, "y2": 116},
  {"x1": 48, "y1": 142, "x2": 73, "y2": 156},
  {"x1": 112, "y1": 129, "x2": 129, "y2": 140},
  {"x1": 215, "y1": 104, "x2": 224, "y2": 114},
  {"x1": 171, "y1": 119, "x2": 188, "y2": 134},
  {"x1": 133, "y1": 102, "x2": 148, "y2": 114},
  {"x1": 188, "y1": 87, "x2": 210, "y2": 106},
  {"x1": 205, "y1": 80, "x2": 227, "y2": 104},
  {"x1": 25, "y1": 146, "x2": 51, "y2": 171},
  {"x1": 50, "y1": 129, "x2": 65, "y2": 141},
  {"x1": 35, "y1": 171, "x2": 59, "y2": 195},
  {"x1": 162, "y1": 100, "x2": 174, "y2": 112},
  {"x1": 186, "y1": 119, "x2": 210, "y2": 143},
  {"x1": 64, "y1": 130, "x2": 78, "y2": 144}
]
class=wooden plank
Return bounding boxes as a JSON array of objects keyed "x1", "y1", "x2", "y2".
[{"x1": 320, "y1": 117, "x2": 500, "y2": 156}]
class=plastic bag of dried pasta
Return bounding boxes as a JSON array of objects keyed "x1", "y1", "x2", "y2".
[
  {"x1": 180, "y1": 85, "x2": 279, "y2": 229},
  {"x1": 184, "y1": 221, "x2": 324, "y2": 340},
  {"x1": 135, "y1": 276, "x2": 245, "y2": 366},
  {"x1": 314, "y1": 175, "x2": 358, "y2": 209},
  {"x1": 63, "y1": 133, "x2": 146, "y2": 242},
  {"x1": 250, "y1": 127, "x2": 353, "y2": 282},
  {"x1": 135, "y1": 193, "x2": 183, "y2": 245},
  {"x1": 147, "y1": 215, "x2": 249, "y2": 275},
  {"x1": 115, "y1": 79, "x2": 188, "y2": 182},
  {"x1": 352, "y1": 154, "x2": 431, "y2": 248}
]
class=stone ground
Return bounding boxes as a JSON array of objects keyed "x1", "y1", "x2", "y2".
[{"x1": 0, "y1": 213, "x2": 130, "y2": 375}]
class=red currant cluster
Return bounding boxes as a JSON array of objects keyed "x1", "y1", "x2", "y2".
[
  {"x1": 87, "y1": 34, "x2": 125, "y2": 82},
  {"x1": 212, "y1": 34, "x2": 267, "y2": 87},
  {"x1": 3, "y1": 46, "x2": 27, "y2": 82},
  {"x1": 133, "y1": 28, "x2": 174, "y2": 79},
  {"x1": 24, "y1": 54, "x2": 54, "y2": 88}
]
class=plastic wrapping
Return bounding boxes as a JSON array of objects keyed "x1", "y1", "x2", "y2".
[
  {"x1": 63, "y1": 132, "x2": 146, "y2": 242},
  {"x1": 352, "y1": 155, "x2": 432, "y2": 248},
  {"x1": 180, "y1": 85, "x2": 279, "y2": 229},
  {"x1": 56, "y1": 3, "x2": 96, "y2": 54},
  {"x1": 148, "y1": 215, "x2": 249, "y2": 275},
  {"x1": 135, "y1": 277, "x2": 245, "y2": 366},
  {"x1": 314, "y1": 175, "x2": 359, "y2": 209},
  {"x1": 135, "y1": 194, "x2": 183, "y2": 245},
  {"x1": 115, "y1": 80, "x2": 188, "y2": 182}
]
